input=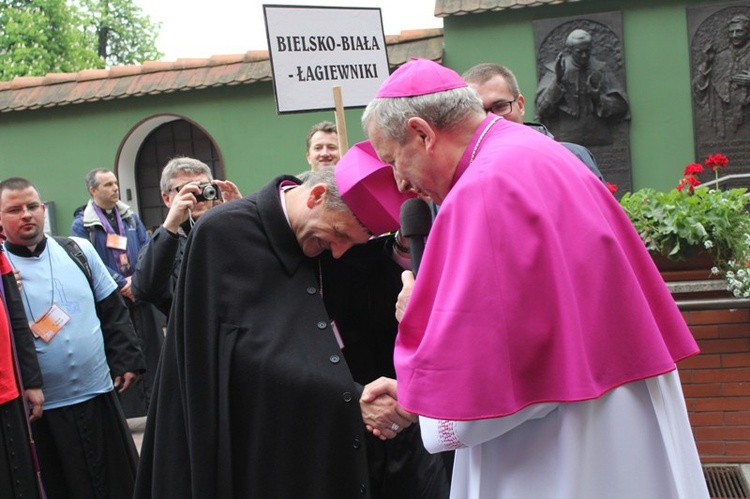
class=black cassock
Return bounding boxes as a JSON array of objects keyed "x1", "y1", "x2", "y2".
[
  {"x1": 135, "y1": 176, "x2": 370, "y2": 498},
  {"x1": 321, "y1": 240, "x2": 450, "y2": 499}
]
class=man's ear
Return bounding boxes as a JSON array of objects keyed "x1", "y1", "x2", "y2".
[
  {"x1": 407, "y1": 117, "x2": 436, "y2": 153},
  {"x1": 517, "y1": 93, "x2": 526, "y2": 117},
  {"x1": 307, "y1": 184, "x2": 327, "y2": 208},
  {"x1": 88, "y1": 186, "x2": 97, "y2": 197},
  {"x1": 161, "y1": 191, "x2": 171, "y2": 208}
]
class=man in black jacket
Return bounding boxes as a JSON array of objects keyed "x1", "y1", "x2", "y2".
[
  {"x1": 132, "y1": 157, "x2": 241, "y2": 316},
  {"x1": 134, "y1": 162, "x2": 442, "y2": 498}
]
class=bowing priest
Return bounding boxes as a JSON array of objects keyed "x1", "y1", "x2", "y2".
[{"x1": 135, "y1": 152, "x2": 434, "y2": 498}]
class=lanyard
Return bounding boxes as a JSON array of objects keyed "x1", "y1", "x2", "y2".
[
  {"x1": 92, "y1": 203, "x2": 126, "y2": 236},
  {"x1": 6, "y1": 244, "x2": 54, "y2": 322}
]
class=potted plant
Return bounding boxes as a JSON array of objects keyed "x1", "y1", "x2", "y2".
[{"x1": 619, "y1": 154, "x2": 750, "y2": 298}]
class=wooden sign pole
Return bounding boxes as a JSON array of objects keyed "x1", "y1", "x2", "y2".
[{"x1": 333, "y1": 86, "x2": 349, "y2": 157}]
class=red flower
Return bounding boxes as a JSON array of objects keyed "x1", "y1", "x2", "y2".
[
  {"x1": 606, "y1": 182, "x2": 618, "y2": 194},
  {"x1": 677, "y1": 175, "x2": 701, "y2": 192},
  {"x1": 705, "y1": 153, "x2": 729, "y2": 172},
  {"x1": 683, "y1": 163, "x2": 704, "y2": 175}
]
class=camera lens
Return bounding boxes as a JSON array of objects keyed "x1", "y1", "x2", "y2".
[{"x1": 202, "y1": 184, "x2": 217, "y2": 200}]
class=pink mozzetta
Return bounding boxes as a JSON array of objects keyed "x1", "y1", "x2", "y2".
[
  {"x1": 375, "y1": 58, "x2": 467, "y2": 98},
  {"x1": 393, "y1": 116, "x2": 699, "y2": 421},
  {"x1": 335, "y1": 140, "x2": 415, "y2": 235}
]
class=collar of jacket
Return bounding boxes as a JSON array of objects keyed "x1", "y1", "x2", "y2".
[
  {"x1": 257, "y1": 175, "x2": 308, "y2": 278},
  {"x1": 81, "y1": 199, "x2": 133, "y2": 228}
]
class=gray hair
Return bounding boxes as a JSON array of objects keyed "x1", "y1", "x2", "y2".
[
  {"x1": 85, "y1": 168, "x2": 112, "y2": 191},
  {"x1": 160, "y1": 157, "x2": 213, "y2": 193},
  {"x1": 462, "y1": 63, "x2": 522, "y2": 99},
  {"x1": 301, "y1": 166, "x2": 347, "y2": 212},
  {"x1": 361, "y1": 86, "x2": 484, "y2": 143}
]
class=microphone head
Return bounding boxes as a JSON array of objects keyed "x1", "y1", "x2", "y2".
[{"x1": 400, "y1": 198, "x2": 433, "y2": 237}]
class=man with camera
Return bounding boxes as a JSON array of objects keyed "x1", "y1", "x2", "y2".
[
  {"x1": 131, "y1": 157, "x2": 241, "y2": 317},
  {"x1": 71, "y1": 168, "x2": 162, "y2": 419}
]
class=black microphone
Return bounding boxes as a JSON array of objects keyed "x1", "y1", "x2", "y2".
[{"x1": 399, "y1": 198, "x2": 433, "y2": 277}]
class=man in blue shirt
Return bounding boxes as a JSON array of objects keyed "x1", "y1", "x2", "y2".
[{"x1": 1, "y1": 177, "x2": 145, "y2": 499}]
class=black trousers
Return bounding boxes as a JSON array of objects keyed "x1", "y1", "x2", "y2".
[
  {"x1": 0, "y1": 396, "x2": 43, "y2": 499},
  {"x1": 32, "y1": 391, "x2": 138, "y2": 499}
]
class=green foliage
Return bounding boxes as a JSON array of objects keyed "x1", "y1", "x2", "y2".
[
  {"x1": 0, "y1": 0, "x2": 102, "y2": 80},
  {"x1": 0, "y1": 0, "x2": 162, "y2": 81},
  {"x1": 620, "y1": 186, "x2": 750, "y2": 296},
  {"x1": 78, "y1": 0, "x2": 162, "y2": 67}
]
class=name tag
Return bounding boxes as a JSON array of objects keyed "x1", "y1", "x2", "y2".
[
  {"x1": 30, "y1": 303, "x2": 71, "y2": 343},
  {"x1": 106, "y1": 234, "x2": 128, "y2": 251}
]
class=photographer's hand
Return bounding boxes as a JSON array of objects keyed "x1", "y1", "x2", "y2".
[
  {"x1": 163, "y1": 183, "x2": 200, "y2": 233},
  {"x1": 214, "y1": 179, "x2": 242, "y2": 202}
]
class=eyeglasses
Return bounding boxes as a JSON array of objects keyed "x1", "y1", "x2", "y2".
[
  {"x1": 484, "y1": 99, "x2": 517, "y2": 117},
  {"x1": 1, "y1": 203, "x2": 43, "y2": 216},
  {"x1": 168, "y1": 180, "x2": 209, "y2": 193}
]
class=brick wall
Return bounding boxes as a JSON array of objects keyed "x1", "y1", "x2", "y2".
[{"x1": 678, "y1": 308, "x2": 750, "y2": 463}]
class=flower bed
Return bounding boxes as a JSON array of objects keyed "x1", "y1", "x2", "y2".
[{"x1": 619, "y1": 154, "x2": 750, "y2": 298}]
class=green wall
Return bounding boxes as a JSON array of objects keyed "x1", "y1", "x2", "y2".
[
  {"x1": 442, "y1": 0, "x2": 713, "y2": 192},
  {"x1": 0, "y1": 83, "x2": 369, "y2": 233},
  {"x1": 0, "y1": 0, "x2": 729, "y2": 231}
]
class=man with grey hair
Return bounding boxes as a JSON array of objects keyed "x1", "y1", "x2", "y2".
[
  {"x1": 361, "y1": 58, "x2": 707, "y2": 498},
  {"x1": 71, "y1": 167, "x2": 159, "y2": 419},
  {"x1": 536, "y1": 28, "x2": 630, "y2": 146},
  {"x1": 131, "y1": 157, "x2": 241, "y2": 316},
  {"x1": 463, "y1": 62, "x2": 604, "y2": 181}
]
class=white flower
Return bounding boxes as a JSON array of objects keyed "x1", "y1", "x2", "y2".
[{"x1": 704, "y1": 240, "x2": 714, "y2": 249}]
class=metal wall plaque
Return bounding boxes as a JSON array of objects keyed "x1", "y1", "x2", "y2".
[
  {"x1": 688, "y1": 1, "x2": 750, "y2": 188},
  {"x1": 533, "y1": 12, "x2": 632, "y2": 193}
]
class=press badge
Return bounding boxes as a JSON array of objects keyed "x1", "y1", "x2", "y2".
[
  {"x1": 30, "y1": 303, "x2": 71, "y2": 343},
  {"x1": 106, "y1": 233, "x2": 128, "y2": 251}
]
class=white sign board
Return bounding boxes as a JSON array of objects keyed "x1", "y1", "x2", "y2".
[{"x1": 264, "y1": 5, "x2": 390, "y2": 114}]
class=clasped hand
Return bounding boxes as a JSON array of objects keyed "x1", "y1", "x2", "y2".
[{"x1": 360, "y1": 377, "x2": 418, "y2": 441}]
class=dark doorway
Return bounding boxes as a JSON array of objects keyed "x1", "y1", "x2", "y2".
[{"x1": 135, "y1": 119, "x2": 224, "y2": 232}]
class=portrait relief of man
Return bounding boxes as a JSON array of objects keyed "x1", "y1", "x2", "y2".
[
  {"x1": 692, "y1": 9, "x2": 750, "y2": 138},
  {"x1": 535, "y1": 19, "x2": 631, "y2": 147}
]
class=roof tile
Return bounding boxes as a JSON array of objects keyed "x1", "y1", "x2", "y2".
[
  {"x1": 435, "y1": 0, "x2": 580, "y2": 16},
  {"x1": 78, "y1": 68, "x2": 111, "y2": 82},
  {"x1": 10, "y1": 76, "x2": 45, "y2": 89},
  {"x1": 108, "y1": 65, "x2": 142, "y2": 78}
]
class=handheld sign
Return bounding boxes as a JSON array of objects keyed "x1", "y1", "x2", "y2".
[{"x1": 264, "y1": 5, "x2": 390, "y2": 114}]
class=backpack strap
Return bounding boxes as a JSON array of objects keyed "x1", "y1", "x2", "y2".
[{"x1": 52, "y1": 236, "x2": 94, "y2": 292}]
